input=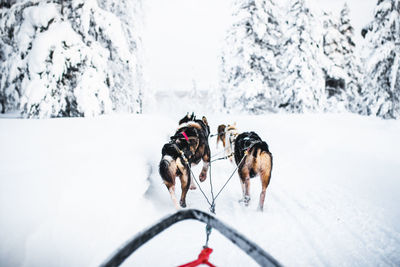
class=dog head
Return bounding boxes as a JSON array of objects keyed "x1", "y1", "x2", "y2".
[
  {"x1": 200, "y1": 116, "x2": 210, "y2": 138},
  {"x1": 179, "y1": 112, "x2": 196, "y2": 125},
  {"x1": 217, "y1": 124, "x2": 226, "y2": 134},
  {"x1": 226, "y1": 122, "x2": 238, "y2": 137},
  {"x1": 178, "y1": 113, "x2": 210, "y2": 138},
  {"x1": 226, "y1": 122, "x2": 237, "y2": 132}
]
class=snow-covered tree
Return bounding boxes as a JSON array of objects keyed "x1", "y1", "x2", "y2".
[
  {"x1": 278, "y1": 0, "x2": 326, "y2": 113},
  {"x1": 0, "y1": 0, "x2": 143, "y2": 118},
  {"x1": 97, "y1": 0, "x2": 144, "y2": 113},
  {"x1": 362, "y1": 0, "x2": 400, "y2": 119},
  {"x1": 338, "y1": 3, "x2": 364, "y2": 114},
  {"x1": 321, "y1": 5, "x2": 364, "y2": 112},
  {"x1": 220, "y1": 0, "x2": 283, "y2": 114},
  {"x1": 0, "y1": 0, "x2": 16, "y2": 9},
  {"x1": 321, "y1": 11, "x2": 347, "y2": 109}
]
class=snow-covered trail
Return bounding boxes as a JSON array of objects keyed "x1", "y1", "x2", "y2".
[
  {"x1": 142, "y1": 113, "x2": 400, "y2": 266},
  {"x1": 0, "y1": 113, "x2": 400, "y2": 266}
]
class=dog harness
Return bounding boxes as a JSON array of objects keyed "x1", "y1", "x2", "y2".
[
  {"x1": 172, "y1": 143, "x2": 189, "y2": 164},
  {"x1": 242, "y1": 137, "x2": 261, "y2": 152},
  {"x1": 181, "y1": 131, "x2": 189, "y2": 142}
]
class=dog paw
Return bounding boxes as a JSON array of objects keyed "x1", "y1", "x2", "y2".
[
  {"x1": 180, "y1": 201, "x2": 187, "y2": 208},
  {"x1": 239, "y1": 196, "x2": 250, "y2": 206},
  {"x1": 190, "y1": 184, "x2": 197, "y2": 190},
  {"x1": 199, "y1": 172, "x2": 207, "y2": 182}
]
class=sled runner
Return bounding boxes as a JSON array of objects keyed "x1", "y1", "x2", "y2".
[{"x1": 100, "y1": 209, "x2": 282, "y2": 267}]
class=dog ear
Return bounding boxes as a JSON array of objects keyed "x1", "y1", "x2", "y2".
[{"x1": 202, "y1": 116, "x2": 208, "y2": 125}]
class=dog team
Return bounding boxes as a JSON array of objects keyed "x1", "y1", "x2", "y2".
[{"x1": 159, "y1": 113, "x2": 273, "y2": 211}]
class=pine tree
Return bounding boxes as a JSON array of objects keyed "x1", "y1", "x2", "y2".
[
  {"x1": 0, "y1": 0, "x2": 143, "y2": 118},
  {"x1": 362, "y1": 0, "x2": 400, "y2": 119},
  {"x1": 97, "y1": 0, "x2": 144, "y2": 113},
  {"x1": 321, "y1": 11, "x2": 347, "y2": 110},
  {"x1": 338, "y1": 3, "x2": 364, "y2": 114},
  {"x1": 220, "y1": 0, "x2": 283, "y2": 114},
  {"x1": 321, "y1": 5, "x2": 364, "y2": 113},
  {"x1": 278, "y1": 0, "x2": 326, "y2": 113}
]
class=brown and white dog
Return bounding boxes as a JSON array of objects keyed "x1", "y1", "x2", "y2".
[
  {"x1": 159, "y1": 113, "x2": 210, "y2": 209},
  {"x1": 216, "y1": 123, "x2": 238, "y2": 162},
  {"x1": 234, "y1": 131, "x2": 273, "y2": 211}
]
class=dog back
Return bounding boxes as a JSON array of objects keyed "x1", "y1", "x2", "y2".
[{"x1": 234, "y1": 132, "x2": 270, "y2": 165}]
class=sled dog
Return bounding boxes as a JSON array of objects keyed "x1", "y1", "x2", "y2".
[
  {"x1": 159, "y1": 113, "x2": 211, "y2": 209},
  {"x1": 234, "y1": 131, "x2": 272, "y2": 211},
  {"x1": 216, "y1": 123, "x2": 238, "y2": 162}
]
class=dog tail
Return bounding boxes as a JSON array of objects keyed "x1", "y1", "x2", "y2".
[
  {"x1": 252, "y1": 141, "x2": 270, "y2": 156},
  {"x1": 252, "y1": 141, "x2": 273, "y2": 176},
  {"x1": 159, "y1": 158, "x2": 173, "y2": 184}
]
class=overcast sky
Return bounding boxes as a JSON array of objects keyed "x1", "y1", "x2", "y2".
[{"x1": 142, "y1": 0, "x2": 377, "y2": 92}]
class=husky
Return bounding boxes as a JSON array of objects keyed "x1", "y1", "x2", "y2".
[
  {"x1": 234, "y1": 132, "x2": 273, "y2": 211},
  {"x1": 216, "y1": 123, "x2": 238, "y2": 162},
  {"x1": 159, "y1": 113, "x2": 210, "y2": 209}
]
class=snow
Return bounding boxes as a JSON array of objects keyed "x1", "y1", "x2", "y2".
[{"x1": 1, "y1": 113, "x2": 400, "y2": 266}]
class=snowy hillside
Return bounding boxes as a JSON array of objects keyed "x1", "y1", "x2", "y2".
[{"x1": 1, "y1": 113, "x2": 399, "y2": 266}]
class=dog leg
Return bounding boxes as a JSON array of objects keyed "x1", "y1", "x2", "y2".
[
  {"x1": 225, "y1": 145, "x2": 231, "y2": 159},
  {"x1": 240, "y1": 179, "x2": 246, "y2": 198},
  {"x1": 227, "y1": 134, "x2": 234, "y2": 163},
  {"x1": 244, "y1": 177, "x2": 251, "y2": 206},
  {"x1": 189, "y1": 172, "x2": 197, "y2": 190},
  {"x1": 199, "y1": 150, "x2": 210, "y2": 182},
  {"x1": 199, "y1": 162, "x2": 209, "y2": 182},
  {"x1": 258, "y1": 153, "x2": 272, "y2": 211},
  {"x1": 179, "y1": 174, "x2": 189, "y2": 208},
  {"x1": 238, "y1": 167, "x2": 251, "y2": 206},
  {"x1": 258, "y1": 172, "x2": 272, "y2": 211},
  {"x1": 226, "y1": 145, "x2": 234, "y2": 163},
  {"x1": 188, "y1": 163, "x2": 197, "y2": 190},
  {"x1": 167, "y1": 185, "x2": 180, "y2": 210},
  {"x1": 238, "y1": 180, "x2": 250, "y2": 205},
  {"x1": 258, "y1": 191, "x2": 266, "y2": 212}
]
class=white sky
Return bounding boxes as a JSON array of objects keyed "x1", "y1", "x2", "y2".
[{"x1": 142, "y1": 0, "x2": 377, "y2": 92}]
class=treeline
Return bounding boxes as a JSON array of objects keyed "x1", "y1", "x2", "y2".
[{"x1": 220, "y1": 0, "x2": 400, "y2": 119}]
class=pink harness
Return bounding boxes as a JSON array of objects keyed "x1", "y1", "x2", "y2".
[{"x1": 181, "y1": 131, "x2": 189, "y2": 142}]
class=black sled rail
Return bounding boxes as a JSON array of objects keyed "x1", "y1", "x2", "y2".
[{"x1": 100, "y1": 209, "x2": 282, "y2": 267}]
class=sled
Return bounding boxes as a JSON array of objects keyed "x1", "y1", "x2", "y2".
[{"x1": 100, "y1": 209, "x2": 282, "y2": 267}]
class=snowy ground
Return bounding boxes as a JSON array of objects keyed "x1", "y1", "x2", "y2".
[{"x1": 1, "y1": 112, "x2": 400, "y2": 266}]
